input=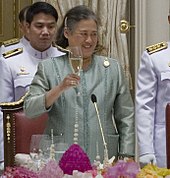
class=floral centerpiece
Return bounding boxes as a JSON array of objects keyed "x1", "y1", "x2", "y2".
[
  {"x1": 59, "y1": 144, "x2": 92, "y2": 175},
  {"x1": 3, "y1": 159, "x2": 140, "y2": 178},
  {"x1": 2, "y1": 143, "x2": 170, "y2": 178}
]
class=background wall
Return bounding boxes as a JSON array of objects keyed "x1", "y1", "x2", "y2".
[
  {"x1": 146, "y1": 0, "x2": 170, "y2": 45},
  {"x1": 0, "y1": 0, "x2": 32, "y2": 44}
]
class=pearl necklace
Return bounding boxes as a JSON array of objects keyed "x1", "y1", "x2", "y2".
[
  {"x1": 72, "y1": 57, "x2": 110, "y2": 156},
  {"x1": 72, "y1": 70, "x2": 89, "y2": 151},
  {"x1": 73, "y1": 99, "x2": 79, "y2": 144}
]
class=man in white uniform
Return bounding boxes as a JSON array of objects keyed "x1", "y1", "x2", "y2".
[
  {"x1": 0, "y1": 1, "x2": 64, "y2": 170},
  {"x1": 136, "y1": 39, "x2": 170, "y2": 168}
]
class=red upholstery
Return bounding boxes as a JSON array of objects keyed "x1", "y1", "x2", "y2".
[
  {"x1": 14, "y1": 112, "x2": 48, "y2": 154},
  {"x1": 0, "y1": 97, "x2": 48, "y2": 168}
]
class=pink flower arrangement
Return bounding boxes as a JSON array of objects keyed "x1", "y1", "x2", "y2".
[
  {"x1": 3, "y1": 161, "x2": 63, "y2": 178},
  {"x1": 3, "y1": 166, "x2": 38, "y2": 178},
  {"x1": 2, "y1": 144, "x2": 150, "y2": 178},
  {"x1": 104, "y1": 160, "x2": 140, "y2": 178},
  {"x1": 59, "y1": 144, "x2": 92, "y2": 175},
  {"x1": 38, "y1": 160, "x2": 63, "y2": 178},
  {"x1": 1, "y1": 159, "x2": 145, "y2": 178}
]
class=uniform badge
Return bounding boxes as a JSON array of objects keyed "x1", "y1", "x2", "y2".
[{"x1": 17, "y1": 66, "x2": 29, "y2": 76}]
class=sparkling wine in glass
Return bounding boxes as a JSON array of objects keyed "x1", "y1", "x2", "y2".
[{"x1": 69, "y1": 46, "x2": 83, "y2": 76}]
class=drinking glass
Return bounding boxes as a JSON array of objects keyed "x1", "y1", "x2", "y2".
[
  {"x1": 30, "y1": 134, "x2": 43, "y2": 171},
  {"x1": 53, "y1": 135, "x2": 69, "y2": 161},
  {"x1": 30, "y1": 134, "x2": 52, "y2": 170},
  {"x1": 30, "y1": 135, "x2": 41, "y2": 160},
  {"x1": 68, "y1": 46, "x2": 83, "y2": 76},
  {"x1": 55, "y1": 142, "x2": 69, "y2": 161},
  {"x1": 39, "y1": 135, "x2": 51, "y2": 160},
  {"x1": 69, "y1": 46, "x2": 83, "y2": 97}
]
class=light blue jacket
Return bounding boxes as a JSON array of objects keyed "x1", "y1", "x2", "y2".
[{"x1": 24, "y1": 54, "x2": 135, "y2": 163}]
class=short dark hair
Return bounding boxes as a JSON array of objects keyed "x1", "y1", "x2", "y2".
[
  {"x1": 26, "y1": 2, "x2": 58, "y2": 24},
  {"x1": 19, "y1": 5, "x2": 30, "y2": 23},
  {"x1": 56, "y1": 5, "x2": 98, "y2": 48}
]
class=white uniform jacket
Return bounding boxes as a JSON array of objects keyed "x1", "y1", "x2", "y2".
[
  {"x1": 0, "y1": 43, "x2": 64, "y2": 163},
  {"x1": 136, "y1": 42, "x2": 170, "y2": 168}
]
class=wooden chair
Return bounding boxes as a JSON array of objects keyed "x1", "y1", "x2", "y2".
[
  {"x1": 166, "y1": 103, "x2": 170, "y2": 168},
  {"x1": 0, "y1": 95, "x2": 48, "y2": 168}
]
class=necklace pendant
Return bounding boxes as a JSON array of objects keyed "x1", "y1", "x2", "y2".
[{"x1": 103, "y1": 58, "x2": 110, "y2": 68}]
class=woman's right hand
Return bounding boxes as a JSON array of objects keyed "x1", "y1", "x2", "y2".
[
  {"x1": 59, "y1": 73, "x2": 80, "y2": 91},
  {"x1": 45, "y1": 73, "x2": 80, "y2": 108}
]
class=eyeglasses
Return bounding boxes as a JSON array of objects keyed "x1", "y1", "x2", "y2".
[{"x1": 74, "y1": 31, "x2": 98, "y2": 40}]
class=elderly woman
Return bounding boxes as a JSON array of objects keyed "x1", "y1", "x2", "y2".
[{"x1": 24, "y1": 5, "x2": 135, "y2": 163}]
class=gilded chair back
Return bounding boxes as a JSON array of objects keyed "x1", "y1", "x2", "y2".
[{"x1": 0, "y1": 95, "x2": 48, "y2": 168}]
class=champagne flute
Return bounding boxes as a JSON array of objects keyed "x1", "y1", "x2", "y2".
[
  {"x1": 69, "y1": 46, "x2": 83, "y2": 76},
  {"x1": 69, "y1": 46, "x2": 83, "y2": 96}
]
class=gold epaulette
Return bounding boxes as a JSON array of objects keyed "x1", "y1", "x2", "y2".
[
  {"x1": 146, "y1": 41, "x2": 168, "y2": 55},
  {"x1": 2, "y1": 38, "x2": 20, "y2": 47},
  {"x1": 53, "y1": 43, "x2": 70, "y2": 53},
  {"x1": 2, "y1": 48, "x2": 23, "y2": 59}
]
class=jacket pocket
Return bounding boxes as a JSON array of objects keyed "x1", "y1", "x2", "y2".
[
  {"x1": 161, "y1": 71, "x2": 170, "y2": 81},
  {"x1": 107, "y1": 134, "x2": 119, "y2": 159},
  {"x1": 14, "y1": 77, "x2": 33, "y2": 101}
]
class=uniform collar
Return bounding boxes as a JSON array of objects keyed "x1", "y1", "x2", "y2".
[
  {"x1": 26, "y1": 43, "x2": 54, "y2": 59},
  {"x1": 20, "y1": 36, "x2": 30, "y2": 48}
]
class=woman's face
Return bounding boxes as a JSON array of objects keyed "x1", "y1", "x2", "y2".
[{"x1": 64, "y1": 19, "x2": 98, "y2": 59}]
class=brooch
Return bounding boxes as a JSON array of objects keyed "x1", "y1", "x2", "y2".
[{"x1": 103, "y1": 58, "x2": 110, "y2": 68}]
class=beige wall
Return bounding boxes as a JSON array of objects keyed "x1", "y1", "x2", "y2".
[
  {"x1": 0, "y1": 0, "x2": 32, "y2": 43},
  {"x1": 145, "y1": 0, "x2": 170, "y2": 46}
]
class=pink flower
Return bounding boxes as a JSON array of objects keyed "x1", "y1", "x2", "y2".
[
  {"x1": 59, "y1": 144, "x2": 92, "y2": 175},
  {"x1": 38, "y1": 160, "x2": 63, "y2": 178},
  {"x1": 104, "y1": 160, "x2": 140, "y2": 178},
  {"x1": 3, "y1": 166, "x2": 38, "y2": 178}
]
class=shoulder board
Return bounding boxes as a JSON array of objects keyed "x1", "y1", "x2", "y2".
[
  {"x1": 53, "y1": 43, "x2": 70, "y2": 53},
  {"x1": 2, "y1": 38, "x2": 20, "y2": 47},
  {"x1": 146, "y1": 41, "x2": 168, "y2": 55},
  {"x1": 2, "y1": 48, "x2": 23, "y2": 59}
]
